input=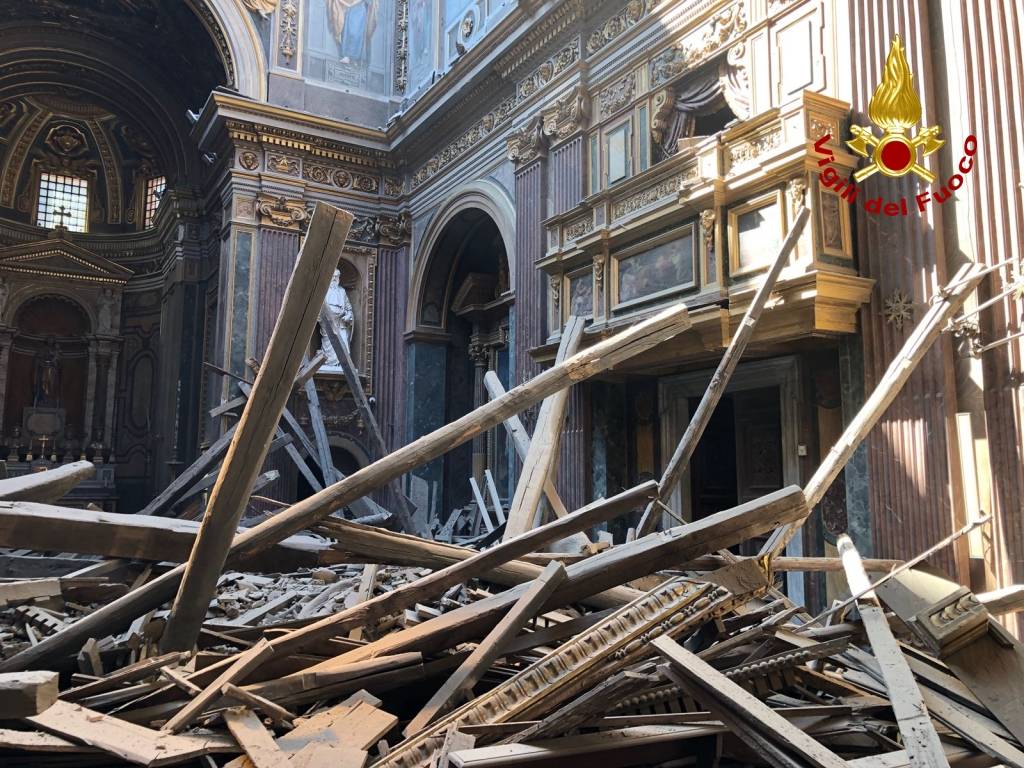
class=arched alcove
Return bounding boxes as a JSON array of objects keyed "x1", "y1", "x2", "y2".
[{"x1": 406, "y1": 184, "x2": 516, "y2": 525}]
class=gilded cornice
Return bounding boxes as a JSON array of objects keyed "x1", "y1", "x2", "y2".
[
  {"x1": 496, "y1": 0, "x2": 586, "y2": 78},
  {"x1": 541, "y1": 85, "x2": 591, "y2": 143}
]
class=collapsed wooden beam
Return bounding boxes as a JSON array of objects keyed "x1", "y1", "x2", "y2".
[
  {"x1": 838, "y1": 535, "x2": 950, "y2": 768},
  {"x1": 503, "y1": 316, "x2": 584, "y2": 540},
  {"x1": 0, "y1": 461, "x2": 95, "y2": 504},
  {"x1": 137, "y1": 425, "x2": 237, "y2": 516},
  {"x1": 636, "y1": 206, "x2": 809, "y2": 537},
  {"x1": 0, "y1": 500, "x2": 339, "y2": 570},
  {"x1": 483, "y1": 372, "x2": 590, "y2": 550},
  {"x1": 652, "y1": 635, "x2": 847, "y2": 768},
  {"x1": 0, "y1": 301, "x2": 690, "y2": 672},
  {"x1": 226, "y1": 482, "x2": 655, "y2": 667},
  {"x1": 296, "y1": 486, "x2": 807, "y2": 674},
  {"x1": 313, "y1": 516, "x2": 640, "y2": 608},
  {"x1": 404, "y1": 561, "x2": 568, "y2": 736},
  {"x1": 161, "y1": 202, "x2": 354, "y2": 653}
]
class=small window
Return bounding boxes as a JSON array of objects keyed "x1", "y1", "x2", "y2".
[
  {"x1": 37, "y1": 172, "x2": 88, "y2": 232},
  {"x1": 606, "y1": 122, "x2": 632, "y2": 185},
  {"x1": 144, "y1": 176, "x2": 166, "y2": 228}
]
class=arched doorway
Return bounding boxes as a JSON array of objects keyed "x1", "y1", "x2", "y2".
[{"x1": 408, "y1": 199, "x2": 514, "y2": 527}]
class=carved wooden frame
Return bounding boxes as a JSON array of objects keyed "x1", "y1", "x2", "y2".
[
  {"x1": 727, "y1": 188, "x2": 787, "y2": 279},
  {"x1": 610, "y1": 221, "x2": 697, "y2": 314},
  {"x1": 375, "y1": 575, "x2": 763, "y2": 768}
]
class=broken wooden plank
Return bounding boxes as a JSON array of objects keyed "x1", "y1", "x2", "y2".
[
  {"x1": 348, "y1": 563, "x2": 379, "y2": 641},
  {"x1": 28, "y1": 700, "x2": 236, "y2": 766},
  {"x1": 468, "y1": 477, "x2": 494, "y2": 534},
  {"x1": 294, "y1": 352, "x2": 326, "y2": 392},
  {"x1": 0, "y1": 460, "x2": 95, "y2": 503},
  {"x1": 0, "y1": 500, "x2": 337, "y2": 571},
  {"x1": 447, "y1": 725, "x2": 722, "y2": 768},
  {"x1": 62, "y1": 651, "x2": 190, "y2": 702},
  {"x1": 503, "y1": 316, "x2": 584, "y2": 540},
  {"x1": 223, "y1": 707, "x2": 290, "y2": 768},
  {"x1": 221, "y1": 683, "x2": 295, "y2": 728},
  {"x1": 1, "y1": 302, "x2": 691, "y2": 673},
  {"x1": 337, "y1": 487, "x2": 806, "y2": 675},
  {"x1": 977, "y1": 584, "x2": 1024, "y2": 616},
  {"x1": 837, "y1": 535, "x2": 950, "y2": 768},
  {"x1": 637, "y1": 205, "x2": 809, "y2": 537},
  {"x1": 651, "y1": 635, "x2": 846, "y2": 768},
  {"x1": 501, "y1": 670, "x2": 652, "y2": 745},
  {"x1": 138, "y1": 425, "x2": 237, "y2": 516},
  {"x1": 0, "y1": 670, "x2": 58, "y2": 717},
  {"x1": 482, "y1": 372, "x2": 589, "y2": 550},
  {"x1": 162, "y1": 203, "x2": 354, "y2": 652},
  {"x1": 404, "y1": 561, "x2": 567, "y2": 736},
  {"x1": 162, "y1": 638, "x2": 274, "y2": 733},
  {"x1": 248, "y1": 482, "x2": 654, "y2": 675},
  {"x1": 483, "y1": 470, "x2": 505, "y2": 525}
]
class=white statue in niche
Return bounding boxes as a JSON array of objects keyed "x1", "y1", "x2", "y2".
[
  {"x1": 97, "y1": 287, "x2": 115, "y2": 334},
  {"x1": 320, "y1": 268, "x2": 355, "y2": 368}
]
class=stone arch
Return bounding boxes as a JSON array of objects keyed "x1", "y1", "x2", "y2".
[
  {"x1": 9, "y1": 286, "x2": 96, "y2": 334},
  {"x1": 407, "y1": 179, "x2": 516, "y2": 334},
  {"x1": 190, "y1": 0, "x2": 268, "y2": 100}
]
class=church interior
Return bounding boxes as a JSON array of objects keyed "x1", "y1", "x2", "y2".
[{"x1": 0, "y1": 1, "x2": 1023, "y2": 765}]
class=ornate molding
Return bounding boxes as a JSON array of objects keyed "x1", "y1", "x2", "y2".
[
  {"x1": 375, "y1": 212, "x2": 411, "y2": 246},
  {"x1": 393, "y1": 0, "x2": 409, "y2": 93},
  {"x1": 650, "y1": 2, "x2": 748, "y2": 87},
  {"x1": 349, "y1": 215, "x2": 378, "y2": 243},
  {"x1": 587, "y1": 0, "x2": 651, "y2": 56},
  {"x1": 726, "y1": 127, "x2": 782, "y2": 176},
  {"x1": 256, "y1": 195, "x2": 307, "y2": 229},
  {"x1": 611, "y1": 168, "x2": 695, "y2": 220},
  {"x1": 238, "y1": 150, "x2": 260, "y2": 171},
  {"x1": 598, "y1": 74, "x2": 636, "y2": 119},
  {"x1": 412, "y1": 37, "x2": 580, "y2": 189},
  {"x1": 266, "y1": 152, "x2": 300, "y2": 176},
  {"x1": 302, "y1": 161, "x2": 380, "y2": 193},
  {"x1": 564, "y1": 213, "x2": 593, "y2": 241},
  {"x1": 549, "y1": 274, "x2": 561, "y2": 308},
  {"x1": 496, "y1": 0, "x2": 584, "y2": 78},
  {"x1": 541, "y1": 86, "x2": 591, "y2": 142},
  {"x1": 377, "y1": 574, "x2": 763, "y2": 768},
  {"x1": 699, "y1": 208, "x2": 716, "y2": 251},
  {"x1": 788, "y1": 175, "x2": 807, "y2": 210},
  {"x1": 506, "y1": 116, "x2": 548, "y2": 167},
  {"x1": 278, "y1": 0, "x2": 298, "y2": 66}
]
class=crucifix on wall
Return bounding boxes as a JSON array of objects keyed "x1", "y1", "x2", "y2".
[{"x1": 52, "y1": 205, "x2": 71, "y2": 230}]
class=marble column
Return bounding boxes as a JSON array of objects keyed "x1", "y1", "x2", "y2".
[
  {"x1": 0, "y1": 330, "x2": 12, "y2": 436},
  {"x1": 103, "y1": 347, "x2": 119, "y2": 460},
  {"x1": 83, "y1": 340, "x2": 98, "y2": 443},
  {"x1": 507, "y1": 116, "x2": 549, "y2": 431}
]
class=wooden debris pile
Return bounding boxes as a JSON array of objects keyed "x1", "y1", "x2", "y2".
[{"x1": 0, "y1": 204, "x2": 1018, "y2": 767}]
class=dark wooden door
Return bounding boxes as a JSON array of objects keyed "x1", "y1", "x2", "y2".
[{"x1": 732, "y1": 386, "x2": 783, "y2": 555}]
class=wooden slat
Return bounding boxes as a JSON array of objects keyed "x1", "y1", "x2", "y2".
[
  {"x1": 138, "y1": 426, "x2": 237, "y2": 516},
  {"x1": 404, "y1": 561, "x2": 567, "y2": 736},
  {"x1": 0, "y1": 501, "x2": 334, "y2": 571},
  {"x1": 162, "y1": 638, "x2": 274, "y2": 733},
  {"x1": 469, "y1": 477, "x2": 495, "y2": 533},
  {"x1": 837, "y1": 535, "x2": 949, "y2": 768},
  {"x1": 0, "y1": 461, "x2": 95, "y2": 503},
  {"x1": 223, "y1": 707, "x2": 290, "y2": 768},
  {"x1": 651, "y1": 635, "x2": 846, "y2": 768},
  {"x1": 484, "y1": 469, "x2": 505, "y2": 524},
  {"x1": 28, "y1": 700, "x2": 235, "y2": 766},
  {"x1": 503, "y1": 317, "x2": 584, "y2": 540},
  {"x1": 161, "y1": 203, "x2": 354, "y2": 652}
]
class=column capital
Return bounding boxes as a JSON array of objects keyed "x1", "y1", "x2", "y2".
[{"x1": 507, "y1": 115, "x2": 549, "y2": 168}]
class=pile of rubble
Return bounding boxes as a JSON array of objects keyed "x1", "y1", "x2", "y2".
[{"x1": 0, "y1": 204, "x2": 1019, "y2": 767}]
